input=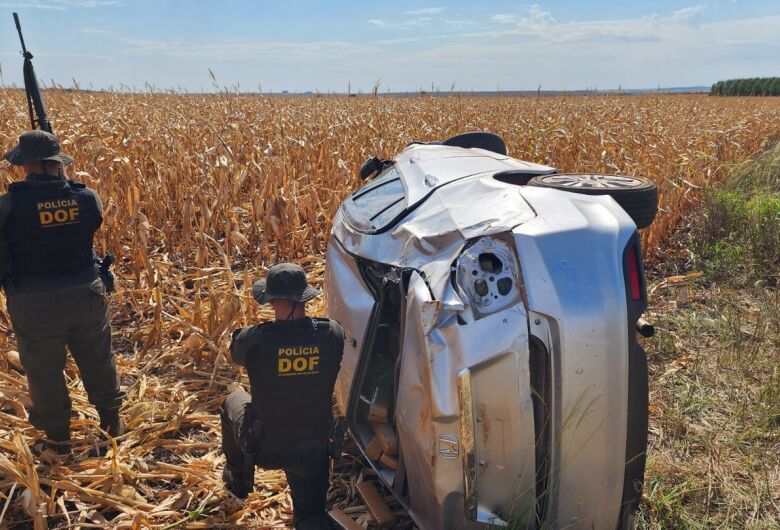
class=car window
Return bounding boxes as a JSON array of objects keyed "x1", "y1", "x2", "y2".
[{"x1": 344, "y1": 167, "x2": 408, "y2": 232}]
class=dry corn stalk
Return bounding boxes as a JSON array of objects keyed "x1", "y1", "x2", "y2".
[{"x1": 0, "y1": 90, "x2": 779, "y2": 527}]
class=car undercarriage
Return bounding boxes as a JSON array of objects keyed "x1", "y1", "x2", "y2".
[{"x1": 325, "y1": 133, "x2": 656, "y2": 529}]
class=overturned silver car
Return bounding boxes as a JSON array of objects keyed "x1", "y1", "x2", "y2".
[{"x1": 325, "y1": 133, "x2": 656, "y2": 529}]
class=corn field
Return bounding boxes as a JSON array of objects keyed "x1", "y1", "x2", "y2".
[{"x1": 0, "y1": 91, "x2": 779, "y2": 528}]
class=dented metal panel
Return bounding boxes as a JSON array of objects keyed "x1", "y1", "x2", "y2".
[
  {"x1": 458, "y1": 349, "x2": 537, "y2": 526},
  {"x1": 396, "y1": 269, "x2": 535, "y2": 529},
  {"x1": 395, "y1": 272, "x2": 442, "y2": 529},
  {"x1": 324, "y1": 237, "x2": 376, "y2": 412},
  {"x1": 332, "y1": 175, "x2": 537, "y2": 298}
]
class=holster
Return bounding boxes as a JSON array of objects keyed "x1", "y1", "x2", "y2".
[
  {"x1": 96, "y1": 254, "x2": 116, "y2": 293},
  {"x1": 241, "y1": 403, "x2": 263, "y2": 458},
  {"x1": 99, "y1": 269, "x2": 116, "y2": 293},
  {"x1": 237, "y1": 403, "x2": 263, "y2": 491}
]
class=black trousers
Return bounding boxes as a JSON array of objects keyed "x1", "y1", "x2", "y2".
[
  {"x1": 6, "y1": 278, "x2": 124, "y2": 436},
  {"x1": 220, "y1": 389, "x2": 330, "y2": 526}
]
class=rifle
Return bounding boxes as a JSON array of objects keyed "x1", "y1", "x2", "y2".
[{"x1": 13, "y1": 12, "x2": 53, "y2": 133}]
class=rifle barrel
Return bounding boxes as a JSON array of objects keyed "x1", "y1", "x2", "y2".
[
  {"x1": 12, "y1": 13, "x2": 28, "y2": 55},
  {"x1": 13, "y1": 12, "x2": 53, "y2": 134}
]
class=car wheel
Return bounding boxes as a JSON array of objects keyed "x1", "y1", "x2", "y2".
[
  {"x1": 441, "y1": 132, "x2": 507, "y2": 155},
  {"x1": 527, "y1": 174, "x2": 658, "y2": 229}
]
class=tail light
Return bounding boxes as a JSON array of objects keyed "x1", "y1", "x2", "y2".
[
  {"x1": 620, "y1": 235, "x2": 650, "y2": 523},
  {"x1": 626, "y1": 245, "x2": 642, "y2": 301}
]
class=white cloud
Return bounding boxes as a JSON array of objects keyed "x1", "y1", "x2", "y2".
[
  {"x1": 517, "y1": 4, "x2": 557, "y2": 29},
  {"x1": 365, "y1": 14, "x2": 437, "y2": 31},
  {"x1": 38, "y1": 51, "x2": 113, "y2": 60},
  {"x1": 402, "y1": 9, "x2": 780, "y2": 89},
  {"x1": 0, "y1": 49, "x2": 113, "y2": 61},
  {"x1": 719, "y1": 39, "x2": 780, "y2": 47},
  {"x1": 405, "y1": 17, "x2": 433, "y2": 28},
  {"x1": 403, "y1": 7, "x2": 445, "y2": 16},
  {"x1": 491, "y1": 14, "x2": 518, "y2": 24},
  {"x1": 81, "y1": 27, "x2": 110, "y2": 34},
  {"x1": 444, "y1": 18, "x2": 475, "y2": 29},
  {"x1": 671, "y1": 5, "x2": 706, "y2": 21},
  {"x1": 123, "y1": 39, "x2": 365, "y2": 62},
  {"x1": 480, "y1": 4, "x2": 711, "y2": 44},
  {"x1": 365, "y1": 6, "x2": 451, "y2": 31}
]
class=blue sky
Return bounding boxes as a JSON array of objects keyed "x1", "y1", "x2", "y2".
[{"x1": 0, "y1": 1, "x2": 778, "y2": 92}]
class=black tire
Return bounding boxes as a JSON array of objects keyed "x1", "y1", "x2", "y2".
[
  {"x1": 493, "y1": 169, "x2": 557, "y2": 186},
  {"x1": 527, "y1": 174, "x2": 658, "y2": 229},
  {"x1": 441, "y1": 132, "x2": 507, "y2": 155}
]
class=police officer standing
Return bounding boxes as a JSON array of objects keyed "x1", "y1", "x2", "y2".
[
  {"x1": 1, "y1": 130, "x2": 125, "y2": 454},
  {"x1": 222, "y1": 263, "x2": 344, "y2": 530}
]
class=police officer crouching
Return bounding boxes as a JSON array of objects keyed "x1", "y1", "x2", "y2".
[
  {"x1": 222, "y1": 263, "x2": 344, "y2": 530},
  {"x1": 1, "y1": 131, "x2": 125, "y2": 454}
]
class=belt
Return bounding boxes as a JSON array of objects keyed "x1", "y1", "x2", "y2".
[{"x1": 7, "y1": 266, "x2": 98, "y2": 293}]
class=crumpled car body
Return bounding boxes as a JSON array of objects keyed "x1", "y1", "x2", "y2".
[{"x1": 324, "y1": 142, "x2": 649, "y2": 529}]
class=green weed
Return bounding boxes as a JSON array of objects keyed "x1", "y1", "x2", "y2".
[{"x1": 639, "y1": 142, "x2": 779, "y2": 528}]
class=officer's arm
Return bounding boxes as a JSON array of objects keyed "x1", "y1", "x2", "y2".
[
  {"x1": 0, "y1": 232, "x2": 8, "y2": 281},
  {"x1": 229, "y1": 328, "x2": 249, "y2": 366},
  {"x1": 331, "y1": 321, "x2": 346, "y2": 362},
  {"x1": 0, "y1": 195, "x2": 10, "y2": 280},
  {"x1": 88, "y1": 189, "x2": 104, "y2": 226}
]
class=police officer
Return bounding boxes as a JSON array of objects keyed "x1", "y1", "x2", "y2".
[
  {"x1": 1, "y1": 130, "x2": 125, "y2": 454},
  {"x1": 221, "y1": 263, "x2": 344, "y2": 530}
]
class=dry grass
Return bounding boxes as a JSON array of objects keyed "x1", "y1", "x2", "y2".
[
  {"x1": 0, "y1": 91, "x2": 779, "y2": 528},
  {"x1": 637, "y1": 144, "x2": 780, "y2": 529},
  {"x1": 637, "y1": 276, "x2": 779, "y2": 529}
]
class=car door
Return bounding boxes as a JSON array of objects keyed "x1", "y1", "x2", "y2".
[{"x1": 394, "y1": 271, "x2": 443, "y2": 529}]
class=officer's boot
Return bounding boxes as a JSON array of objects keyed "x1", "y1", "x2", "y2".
[
  {"x1": 88, "y1": 410, "x2": 125, "y2": 457},
  {"x1": 222, "y1": 467, "x2": 251, "y2": 499},
  {"x1": 222, "y1": 454, "x2": 254, "y2": 499},
  {"x1": 33, "y1": 426, "x2": 71, "y2": 456},
  {"x1": 98, "y1": 409, "x2": 125, "y2": 437}
]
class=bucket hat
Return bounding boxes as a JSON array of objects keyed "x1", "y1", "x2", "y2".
[
  {"x1": 252, "y1": 263, "x2": 321, "y2": 304},
  {"x1": 4, "y1": 130, "x2": 73, "y2": 166}
]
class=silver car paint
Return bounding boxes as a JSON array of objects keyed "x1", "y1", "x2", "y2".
[
  {"x1": 332, "y1": 171, "x2": 538, "y2": 298},
  {"x1": 323, "y1": 236, "x2": 376, "y2": 412},
  {"x1": 325, "y1": 144, "x2": 638, "y2": 529},
  {"x1": 513, "y1": 187, "x2": 636, "y2": 528}
]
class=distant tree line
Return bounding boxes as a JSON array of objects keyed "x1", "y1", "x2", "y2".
[{"x1": 710, "y1": 78, "x2": 780, "y2": 96}]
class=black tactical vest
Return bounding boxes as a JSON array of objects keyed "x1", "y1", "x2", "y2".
[
  {"x1": 4, "y1": 178, "x2": 101, "y2": 280},
  {"x1": 241, "y1": 317, "x2": 344, "y2": 444}
]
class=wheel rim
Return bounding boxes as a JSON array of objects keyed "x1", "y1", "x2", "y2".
[{"x1": 539, "y1": 174, "x2": 645, "y2": 189}]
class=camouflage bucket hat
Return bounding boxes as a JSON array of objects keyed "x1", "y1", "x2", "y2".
[
  {"x1": 252, "y1": 263, "x2": 321, "y2": 304},
  {"x1": 3, "y1": 130, "x2": 73, "y2": 166}
]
